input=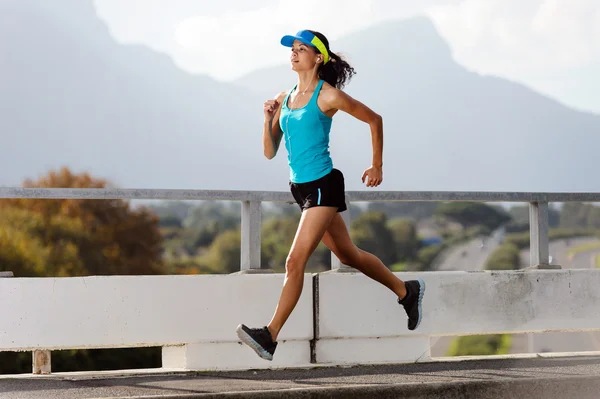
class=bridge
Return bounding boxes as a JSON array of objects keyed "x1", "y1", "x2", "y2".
[{"x1": 2, "y1": 187, "x2": 600, "y2": 398}]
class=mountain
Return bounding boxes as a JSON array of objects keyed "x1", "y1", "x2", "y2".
[
  {"x1": 1, "y1": 2, "x2": 598, "y2": 193},
  {"x1": 0, "y1": 0, "x2": 289, "y2": 191}
]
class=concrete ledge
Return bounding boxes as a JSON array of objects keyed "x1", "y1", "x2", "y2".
[
  {"x1": 162, "y1": 340, "x2": 311, "y2": 371},
  {"x1": 316, "y1": 336, "x2": 430, "y2": 365},
  {"x1": 229, "y1": 269, "x2": 275, "y2": 275}
]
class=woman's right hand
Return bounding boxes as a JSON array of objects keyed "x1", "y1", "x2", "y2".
[{"x1": 264, "y1": 99, "x2": 280, "y2": 120}]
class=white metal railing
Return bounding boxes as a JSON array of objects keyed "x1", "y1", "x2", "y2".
[{"x1": 1, "y1": 187, "x2": 599, "y2": 271}]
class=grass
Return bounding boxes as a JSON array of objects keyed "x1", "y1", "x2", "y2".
[
  {"x1": 446, "y1": 334, "x2": 512, "y2": 357},
  {"x1": 390, "y1": 262, "x2": 407, "y2": 272}
]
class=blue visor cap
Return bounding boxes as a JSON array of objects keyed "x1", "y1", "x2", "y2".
[{"x1": 280, "y1": 30, "x2": 330, "y2": 64}]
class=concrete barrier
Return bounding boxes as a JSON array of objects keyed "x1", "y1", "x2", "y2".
[
  {"x1": 3, "y1": 269, "x2": 600, "y2": 371},
  {"x1": 315, "y1": 269, "x2": 600, "y2": 365},
  {"x1": 0, "y1": 274, "x2": 313, "y2": 370}
]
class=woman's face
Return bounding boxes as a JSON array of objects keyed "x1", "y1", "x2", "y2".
[{"x1": 290, "y1": 40, "x2": 319, "y2": 71}]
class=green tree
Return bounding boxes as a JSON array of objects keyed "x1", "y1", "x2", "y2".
[
  {"x1": 203, "y1": 228, "x2": 242, "y2": 274},
  {"x1": 436, "y1": 202, "x2": 511, "y2": 231},
  {"x1": 590, "y1": 207, "x2": 600, "y2": 229},
  {"x1": 509, "y1": 204, "x2": 560, "y2": 228},
  {"x1": 485, "y1": 243, "x2": 520, "y2": 270},
  {"x1": 146, "y1": 201, "x2": 193, "y2": 221},
  {"x1": 387, "y1": 218, "x2": 418, "y2": 261},
  {"x1": 263, "y1": 202, "x2": 301, "y2": 218},
  {"x1": 0, "y1": 207, "x2": 89, "y2": 276},
  {"x1": 350, "y1": 212, "x2": 396, "y2": 266},
  {"x1": 560, "y1": 202, "x2": 600, "y2": 229},
  {"x1": 0, "y1": 167, "x2": 164, "y2": 276},
  {"x1": 261, "y1": 215, "x2": 329, "y2": 272},
  {"x1": 262, "y1": 215, "x2": 300, "y2": 270},
  {"x1": 414, "y1": 244, "x2": 444, "y2": 271},
  {"x1": 158, "y1": 214, "x2": 183, "y2": 228},
  {"x1": 194, "y1": 220, "x2": 225, "y2": 248},
  {"x1": 367, "y1": 202, "x2": 439, "y2": 221},
  {"x1": 183, "y1": 201, "x2": 240, "y2": 230}
]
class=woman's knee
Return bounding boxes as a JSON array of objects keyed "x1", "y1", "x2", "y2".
[
  {"x1": 285, "y1": 253, "x2": 307, "y2": 276},
  {"x1": 336, "y1": 247, "x2": 361, "y2": 267}
]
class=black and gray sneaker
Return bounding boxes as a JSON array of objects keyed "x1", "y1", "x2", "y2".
[
  {"x1": 398, "y1": 279, "x2": 426, "y2": 330},
  {"x1": 236, "y1": 324, "x2": 277, "y2": 361}
]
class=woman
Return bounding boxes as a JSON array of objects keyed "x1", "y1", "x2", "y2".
[{"x1": 237, "y1": 30, "x2": 425, "y2": 361}]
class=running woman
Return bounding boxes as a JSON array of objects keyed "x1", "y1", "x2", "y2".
[{"x1": 237, "y1": 30, "x2": 425, "y2": 361}]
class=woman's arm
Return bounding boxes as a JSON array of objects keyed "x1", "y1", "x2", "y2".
[
  {"x1": 326, "y1": 88, "x2": 384, "y2": 187},
  {"x1": 263, "y1": 92, "x2": 287, "y2": 159}
]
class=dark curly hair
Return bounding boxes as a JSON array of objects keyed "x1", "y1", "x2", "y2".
[{"x1": 308, "y1": 30, "x2": 356, "y2": 90}]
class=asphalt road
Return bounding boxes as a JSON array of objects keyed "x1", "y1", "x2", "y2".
[
  {"x1": 434, "y1": 229, "x2": 504, "y2": 272},
  {"x1": 2, "y1": 356, "x2": 600, "y2": 398}
]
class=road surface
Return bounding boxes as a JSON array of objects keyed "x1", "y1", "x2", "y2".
[{"x1": 434, "y1": 229, "x2": 505, "y2": 272}]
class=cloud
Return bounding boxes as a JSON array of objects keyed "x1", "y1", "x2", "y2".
[
  {"x1": 94, "y1": 0, "x2": 600, "y2": 112},
  {"x1": 171, "y1": 1, "x2": 382, "y2": 80},
  {"x1": 97, "y1": 0, "x2": 458, "y2": 80},
  {"x1": 426, "y1": 0, "x2": 600, "y2": 112},
  {"x1": 427, "y1": 0, "x2": 600, "y2": 73},
  {"x1": 94, "y1": 0, "x2": 275, "y2": 52}
]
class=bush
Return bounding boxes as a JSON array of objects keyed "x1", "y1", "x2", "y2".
[
  {"x1": 504, "y1": 228, "x2": 598, "y2": 250},
  {"x1": 485, "y1": 243, "x2": 520, "y2": 270},
  {"x1": 446, "y1": 334, "x2": 512, "y2": 356},
  {"x1": 415, "y1": 243, "x2": 445, "y2": 271}
]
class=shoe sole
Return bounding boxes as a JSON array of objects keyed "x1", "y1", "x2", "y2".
[
  {"x1": 415, "y1": 278, "x2": 426, "y2": 330},
  {"x1": 236, "y1": 325, "x2": 273, "y2": 361}
]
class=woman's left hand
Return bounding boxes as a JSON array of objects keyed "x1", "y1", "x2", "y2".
[{"x1": 361, "y1": 165, "x2": 383, "y2": 187}]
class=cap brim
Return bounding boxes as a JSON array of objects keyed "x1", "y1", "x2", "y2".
[{"x1": 280, "y1": 35, "x2": 313, "y2": 47}]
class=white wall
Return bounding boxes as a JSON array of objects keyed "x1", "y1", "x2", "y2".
[
  {"x1": 316, "y1": 269, "x2": 600, "y2": 365},
  {"x1": 0, "y1": 274, "x2": 313, "y2": 370},
  {"x1": 3, "y1": 269, "x2": 600, "y2": 371}
]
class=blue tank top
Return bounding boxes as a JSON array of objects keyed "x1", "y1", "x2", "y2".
[{"x1": 279, "y1": 80, "x2": 333, "y2": 184}]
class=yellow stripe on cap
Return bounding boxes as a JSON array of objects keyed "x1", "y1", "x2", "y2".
[{"x1": 310, "y1": 36, "x2": 330, "y2": 64}]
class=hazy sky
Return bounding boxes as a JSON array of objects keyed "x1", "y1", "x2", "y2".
[{"x1": 94, "y1": 0, "x2": 599, "y2": 114}]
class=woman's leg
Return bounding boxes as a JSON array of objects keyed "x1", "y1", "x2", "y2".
[
  {"x1": 321, "y1": 213, "x2": 407, "y2": 298},
  {"x1": 322, "y1": 213, "x2": 425, "y2": 330},
  {"x1": 266, "y1": 206, "x2": 338, "y2": 341}
]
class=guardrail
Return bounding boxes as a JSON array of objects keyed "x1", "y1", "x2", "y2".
[
  {"x1": 2, "y1": 187, "x2": 599, "y2": 271},
  {"x1": 1, "y1": 187, "x2": 600, "y2": 374}
]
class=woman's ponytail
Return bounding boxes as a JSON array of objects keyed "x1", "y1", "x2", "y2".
[{"x1": 309, "y1": 30, "x2": 356, "y2": 89}]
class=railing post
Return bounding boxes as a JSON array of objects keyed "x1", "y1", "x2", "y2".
[
  {"x1": 529, "y1": 201, "x2": 556, "y2": 269},
  {"x1": 240, "y1": 200, "x2": 262, "y2": 272},
  {"x1": 331, "y1": 200, "x2": 354, "y2": 271},
  {"x1": 33, "y1": 350, "x2": 51, "y2": 375}
]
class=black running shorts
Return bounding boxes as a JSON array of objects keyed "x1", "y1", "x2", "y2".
[{"x1": 289, "y1": 168, "x2": 347, "y2": 213}]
